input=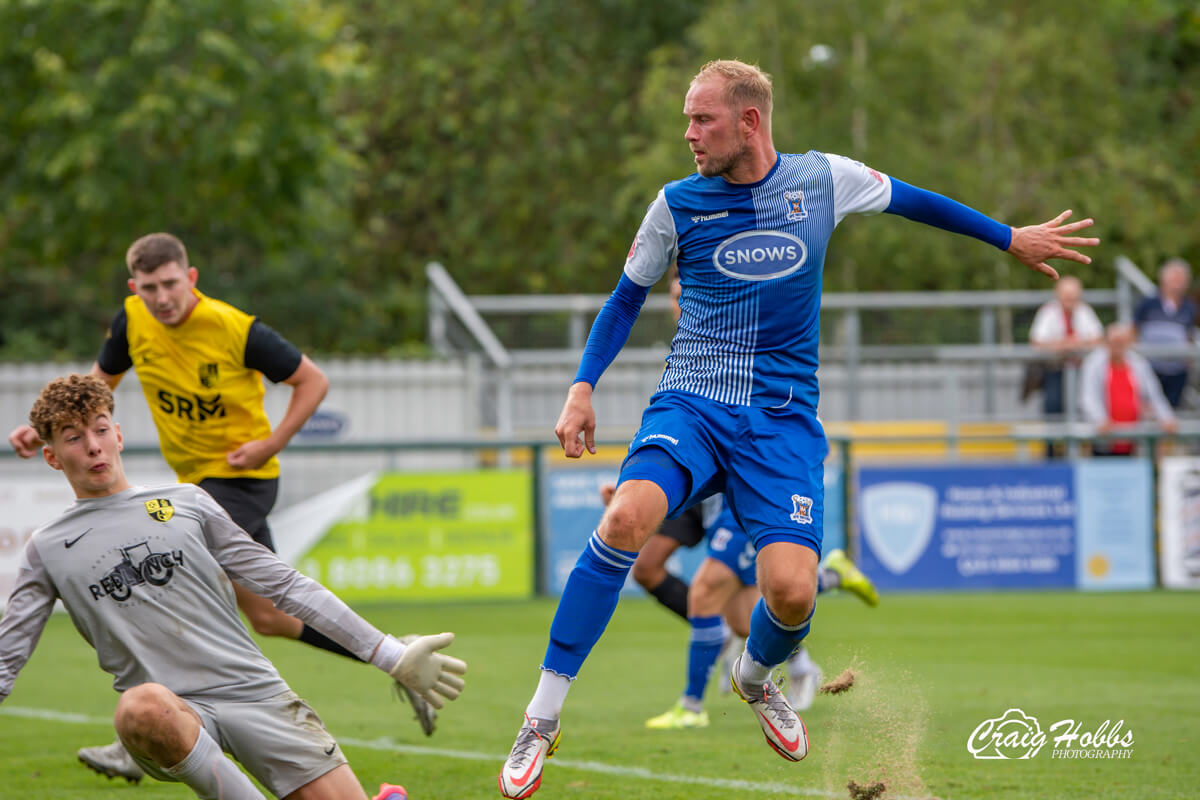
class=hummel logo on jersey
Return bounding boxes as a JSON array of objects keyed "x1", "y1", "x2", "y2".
[
  {"x1": 641, "y1": 433, "x2": 680, "y2": 446},
  {"x1": 89, "y1": 541, "x2": 185, "y2": 602},
  {"x1": 691, "y1": 210, "x2": 729, "y2": 223},
  {"x1": 784, "y1": 190, "x2": 808, "y2": 222},
  {"x1": 65, "y1": 528, "x2": 93, "y2": 548},
  {"x1": 789, "y1": 494, "x2": 813, "y2": 525},
  {"x1": 145, "y1": 499, "x2": 175, "y2": 522}
]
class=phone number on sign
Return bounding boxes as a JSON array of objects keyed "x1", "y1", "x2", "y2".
[{"x1": 300, "y1": 554, "x2": 502, "y2": 589}]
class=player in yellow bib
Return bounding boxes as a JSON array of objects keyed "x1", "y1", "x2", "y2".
[{"x1": 8, "y1": 233, "x2": 437, "y2": 782}]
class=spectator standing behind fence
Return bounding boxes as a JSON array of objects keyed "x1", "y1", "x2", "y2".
[
  {"x1": 1134, "y1": 258, "x2": 1196, "y2": 409},
  {"x1": 1080, "y1": 322, "x2": 1177, "y2": 456},
  {"x1": 1029, "y1": 276, "x2": 1104, "y2": 456}
]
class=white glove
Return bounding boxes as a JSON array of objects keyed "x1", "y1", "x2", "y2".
[{"x1": 388, "y1": 632, "x2": 468, "y2": 709}]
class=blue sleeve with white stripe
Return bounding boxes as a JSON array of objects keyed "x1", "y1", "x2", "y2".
[
  {"x1": 573, "y1": 275, "x2": 651, "y2": 387},
  {"x1": 885, "y1": 178, "x2": 1012, "y2": 250}
]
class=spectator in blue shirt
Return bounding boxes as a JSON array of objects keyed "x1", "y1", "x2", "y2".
[{"x1": 1134, "y1": 258, "x2": 1196, "y2": 409}]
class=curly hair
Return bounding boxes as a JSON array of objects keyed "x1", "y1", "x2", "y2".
[{"x1": 29, "y1": 374, "x2": 115, "y2": 443}]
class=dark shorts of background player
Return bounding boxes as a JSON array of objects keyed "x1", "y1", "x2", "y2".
[
  {"x1": 198, "y1": 477, "x2": 279, "y2": 551},
  {"x1": 656, "y1": 503, "x2": 705, "y2": 547}
]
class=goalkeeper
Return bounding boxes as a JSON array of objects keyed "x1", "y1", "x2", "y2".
[{"x1": 0, "y1": 374, "x2": 468, "y2": 800}]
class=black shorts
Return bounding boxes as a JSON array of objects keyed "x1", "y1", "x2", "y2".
[
  {"x1": 656, "y1": 503, "x2": 705, "y2": 548},
  {"x1": 197, "y1": 477, "x2": 279, "y2": 551}
]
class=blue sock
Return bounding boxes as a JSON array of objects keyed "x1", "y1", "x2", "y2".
[
  {"x1": 745, "y1": 597, "x2": 813, "y2": 668},
  {"x1": 541, "y1": 532, "x2": 638, "y2": 678},
  {"x1": 684, "y1": 615, "x2": 727, "y2": 703}
]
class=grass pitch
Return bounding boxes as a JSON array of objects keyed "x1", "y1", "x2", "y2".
[{"x1": 1, "y1": 590, "x2": 1197, "y2": 799}]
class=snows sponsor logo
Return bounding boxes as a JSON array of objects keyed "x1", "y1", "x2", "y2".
[
  {"x1": 712, "y1": 231, "x2": 807, "y2": 281},
  {"x1": 968, "y1": 709, "x2": 1134, "y2": 760}
]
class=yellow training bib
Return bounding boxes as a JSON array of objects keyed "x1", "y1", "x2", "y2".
[{"x1": 124, "y1": 291, "x2": 279, "y2": 484}]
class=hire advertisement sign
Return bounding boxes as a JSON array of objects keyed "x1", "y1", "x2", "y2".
[{"x1": 295, "y1": 470, "x2": 533, "y2": 602}]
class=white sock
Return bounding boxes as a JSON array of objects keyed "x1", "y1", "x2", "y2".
[
  {"x1": 165, "y1": 727, "x2": 265, "y2": 800},
  {"x1": 736, "y1": 650, "x2": 772, "y2": 690},
  {"x1": 525, "y1": 668, "x2": 572, "y2": 721}
]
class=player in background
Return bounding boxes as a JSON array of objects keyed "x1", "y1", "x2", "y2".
[
  {"x1": 645, "y1": 494, "x2": 877, "y2": 730},
  {"x1": 0, "y1": 374, "x2": 468, "y2": 800},
  {"x1": 7, "y1": 233, "x2": 436, "y2": 783},
  {"x1": 500, "y1": 59, "x2": 1097, "y2": 798}
]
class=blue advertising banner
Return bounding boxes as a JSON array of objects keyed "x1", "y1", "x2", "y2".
[
  {"x1": 543, "y1": 467, "x2": 706, "y2": 596},
  {"x1": 1074, "y1": 459, "x2": 1154, "y2": 590},
  {"x1": 858, "y1": 464, "x2": 1077, "y2": 590}
]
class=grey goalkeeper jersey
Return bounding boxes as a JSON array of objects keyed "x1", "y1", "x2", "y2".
[{"x1": 0, "y1": 484, "x2": 385, "y2": 703}]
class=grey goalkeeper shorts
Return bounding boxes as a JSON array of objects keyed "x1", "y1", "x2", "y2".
[{"x1": 131, "y1": 689, "x2": 347, "y2": 798}]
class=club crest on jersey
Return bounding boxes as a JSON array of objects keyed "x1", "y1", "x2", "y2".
[
  {"x1": 145, "y1": 499, "x2": 174, "y2": 522},
  {"x1": 784, "y1": 190, "x2": 808, "y2": 222},
  {"x1": 790, "y1": 494, "x2": 813, "y2": 525},
  {"x1": 713, "y1": 230, "x2": 808, "y2": 281},
  {"x1": 199, "y1": 363, "x2": 219, "y2": 388}
]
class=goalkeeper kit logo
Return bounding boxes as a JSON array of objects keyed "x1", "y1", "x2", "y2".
[
  {"x1": 968, "y1": 708, "x2": 1134, "y2": 760},
  {"x1": 88, "y1": 540, "x2": 186, "y2": 603}
]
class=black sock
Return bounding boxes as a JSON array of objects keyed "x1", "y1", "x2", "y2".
[
  {"x1": 299, "y1": 624, "x2": 364, "y2": 661},
  {"x1": 648, "y1": 574, "x2": 690, "y2": 621}
]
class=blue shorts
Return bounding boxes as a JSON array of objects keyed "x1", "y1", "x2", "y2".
[
  {"x1": 618, "y1": 391, "x2": 827, "y2": 555},
  {"x1": 705, "y1": 501, "x2": 758, "y2": 586}
]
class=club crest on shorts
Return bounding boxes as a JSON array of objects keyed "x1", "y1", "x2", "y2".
[
  {"x1": 198, "y1": 362, "x2": 219, "y2": 388},
  {"x1": 144, "y1": 498, "x2": 175, "y2": 523},
  {"x1": 784, "y1": 190, "x2": 808, "y2": 222},
  {"x1": 789, "y1": 494, "x2": 813, "y2": 525}
]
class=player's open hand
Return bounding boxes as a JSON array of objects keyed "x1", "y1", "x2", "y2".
[
  {"x1": 388, "y1": 632, "x2": 468, "y2": 709},
  {"x1": 8, "y1": 424, "x2": 42, "y2": 458},
  {"x1": 555, "y1": 382, "x2": 597, "y2": 458},
  {"x1": 1007, "y1": 210, "x2": 1100, "y2": 280}
]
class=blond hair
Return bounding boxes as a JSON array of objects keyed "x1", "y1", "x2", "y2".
[
  {"x1": 29, "y1": 374, "x2": 115, "y2": 443},
  {"x1": 692, "y1": 60, "x2": 773, "y2": 122}
]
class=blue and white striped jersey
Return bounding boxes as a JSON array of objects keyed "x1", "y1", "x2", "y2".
[{"x1": 624, "y1": 151, "x2": 891, "y2": 411}]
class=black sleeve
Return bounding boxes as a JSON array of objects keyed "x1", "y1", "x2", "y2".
[
  {"x1": 244, "y1": 320, "x2": 303, "y2": 383},
  {"x1": 96, "y1": 308, "x2": 133, "y2": 375}
]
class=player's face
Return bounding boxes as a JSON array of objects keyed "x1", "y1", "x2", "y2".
[
  {"x1": 44, "y1": 412, "x2": 129, "y2": 498},
  {"x1": 128, "y1": 261, "x2": 199, "y2": 326},
  {"x1": 684, "y1": 79, "x2": 749, "y2": 179}
]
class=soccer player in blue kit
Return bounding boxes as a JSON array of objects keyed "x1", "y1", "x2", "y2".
[{"x1": 499, "y1": 59, "x2": 1099, "y2": 798}]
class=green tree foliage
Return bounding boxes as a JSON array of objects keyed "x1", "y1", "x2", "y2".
[
  {"x1": 0, "y1": 0, "x2": 360, "y2": 358},
  {"x1": 337, "y1": 0, "x2": 696, "y2": 342}
]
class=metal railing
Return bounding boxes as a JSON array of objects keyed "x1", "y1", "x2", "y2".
[{"x1": 426, "y1": 258, "x2": 1174, "y2": 428}]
